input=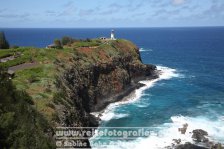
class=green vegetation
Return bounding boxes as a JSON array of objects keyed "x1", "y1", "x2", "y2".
[
  {"x1": 0, "y1": 54, "x2": 31, "y2": 68},
  {"x1": 0, "y1": 32, "x2": 10, "y2": 49},
  {"x1": 0, "y1": 38, "x2": 138, "y2": 110},
  {"x1": 61, "y1": 36, "x2": 73, "y2": 45},
  {"x1": 0, "y1": 69, "x2": 54, "y2": 148},
  {"x1": 74, "y1": 40, "x2": 100, "y2": 48},
  {"x1": 0, "y1": 38, "x2": 141, "y2": 148},
  {"x1": 54, "y1": 39, "x2": 62, "y2": 49},
  {"x1": 0, "y1": 48, "x2": 35, "y2": 68},
  {"x1": 0, "y1": 50, "x2": 13, "y2": 58},
  {"x1": 0, "y1": 47, "x2": 74, "y2": 120}
]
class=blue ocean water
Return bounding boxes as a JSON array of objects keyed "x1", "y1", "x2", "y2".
[{"x1": 1, "y1": 27, "x2": 224, "y2": 148}]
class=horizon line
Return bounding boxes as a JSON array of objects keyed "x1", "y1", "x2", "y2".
[{"x1": 1, "y1": 25, "x2": 224, "y2": 29}]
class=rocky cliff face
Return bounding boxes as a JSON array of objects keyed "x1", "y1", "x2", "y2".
[
  {"x1": 61, "y1": 54, "x2": 156, "y2": 112},
  {"x1": 53, "y1": 39, "x2": 157, "y2": 147}
]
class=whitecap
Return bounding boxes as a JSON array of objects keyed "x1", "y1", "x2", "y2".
[
  {"x1": 156, "y1": 65, "x2": 183, "y2": 80},
  {"x1": 135, "y1": 102, "x2": 151, "y2": 108},
  {"x1": 100, "y1": 112, "x2": 129, "y2": 121},
  {"x1": 92, "y1": 107, "x2": 129, "y2": 121},
  {"x1": 139, "y1": 48, "x2": 153, "y2": 52}
]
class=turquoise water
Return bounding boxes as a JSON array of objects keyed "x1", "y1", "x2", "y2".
[{"x1": 1, "y1": 27, "x2": 224, "y2": 148}]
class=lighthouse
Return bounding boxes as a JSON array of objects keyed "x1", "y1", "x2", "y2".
[{"x1": 111, "y1": 29, "x2": 115, "y2": 40}]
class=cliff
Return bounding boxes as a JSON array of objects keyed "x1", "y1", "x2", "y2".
[
  {"x1": 51, "y1": 39, "x2": 157, "y2": 147},
  {"x1": 54, "y1": 39, "x2": 157, "y2": 124},
  {"x1": 0, "y1": 38, "x2": 157, "y2": 148}
]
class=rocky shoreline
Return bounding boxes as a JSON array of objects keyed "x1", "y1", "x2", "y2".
[
  {"x1": 168, "y1": 123, "x2": 224, "y2": 149},
  {"x1": 91, "y1": 74, "x2": 159, "y2": 120},
  {"x1": 93, "y1": 71, "x2": 158, "y2": 113}
]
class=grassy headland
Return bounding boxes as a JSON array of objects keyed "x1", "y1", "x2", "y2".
[
  {"x1": 0, "y1": 38, "x2": 142, "y2": 122},
  {"x1": 0, "y1": 37, "x2": 157, "y2": 148}
]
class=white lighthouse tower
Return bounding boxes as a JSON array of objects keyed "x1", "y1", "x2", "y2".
[{"x1": 111, "y1": 29, "x2": 115, "y2": 40}]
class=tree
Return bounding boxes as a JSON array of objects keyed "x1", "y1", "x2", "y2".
[
  {"x1": 61, "y1": 36, "x2": 73, "y2": 46},
  {"x1": 0, "y1": 32, "x2": 10, "y2": 49},
  {"x1": 54, "y1": 39, "x2": 62, "y2": 49},
  {"x1": 85, "y1": 38, "x2": 91, "y2": 42}
]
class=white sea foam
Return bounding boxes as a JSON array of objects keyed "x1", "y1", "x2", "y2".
[
  {"x1": 100, "y1": 112, "x2": 129, "y2": 121},
  {"x1": 91, "y1": 115, "x2": 224, "y2": 149},
  {"x1": 91, "y1": 106, "x2": 130, "y2": 121},
  {"x1": 135, "y1": 101, "x2": 151, "y2": 108},
  {"x1": 139, "y1": 48, "x2": 153, "y2": 52},
  {"x1": 145, "y1": 115, "x2": 224, "y2": 148}
]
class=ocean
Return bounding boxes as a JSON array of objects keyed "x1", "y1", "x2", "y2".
[{"x1": 1, "y1": 27, "x2": 224, "y2": 148}]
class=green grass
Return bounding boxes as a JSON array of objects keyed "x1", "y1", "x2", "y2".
[
  {"x1": 0, "y1": 48, "x2": 26, "y2": 58},
  {"x1": 0, "y1": 50, "x2": 13, "y2": 58},
  {"x1": 7, "y1": 47, "x2": 74, "y2": 121},
  {"x1": 0, "y1": 39, "x2": 140, "y2": 121},
  {"x1": 74, "y1": 40, "x2": 100, "y2": 47},
  {"x1": 0, "y1": 55, "x2": 31, "y2": 68},
  {"x1": 10, "y1": 59, "x2": 57, "y2": 120},
  {"x1": 0, "y1": 47, "x2": 35, "y2": 68}
]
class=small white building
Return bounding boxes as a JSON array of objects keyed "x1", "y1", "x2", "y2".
[{"x1": 111, "y1": 29, "x2": 116, "y2": 40}]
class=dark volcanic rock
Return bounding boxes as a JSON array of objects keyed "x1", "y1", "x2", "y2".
[
  {"x1": 173, "y1": 139, "x2": 182, "y2": 144},
  {"x1": 175, "y1": 142, "x2": 208, "y2": 149},
  {"x1": 192, "y1": 129, "x2": 209, "y2": 143},
  {"x1": 178, "y1": 123, "x2": 188, "y2": 134},
  {"x1": 56, "y1": 48, "x2": 158, "y2": 115},
  {"x1": 173, "y1": 129, "x2": 223, "y2": 149}
]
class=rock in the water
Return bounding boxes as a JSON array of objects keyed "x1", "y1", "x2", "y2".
[
  {"x1": 178, "y1": 123, "x2": 188, "y2": 134},
  {"x1": 173, "y1": 139, "x2": 182, "y2": 144},
  {"x1": 192, "y1": 129, "x2": 209, "y2": 143},
  {"x1": 175, "y1": 142, "x2": 207, "y2": 149}
]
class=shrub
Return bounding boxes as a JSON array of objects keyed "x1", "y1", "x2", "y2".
[
  {"x1": 61, "y1": 36, "x2": 73, "y2": 46},
  {"x1": 0, "y1": 32, "x2": 10, "y2": 49},
  {"x1": 85, "y1": 38, "x2": 91, "y2": 42},
  {"x1": 54, "y1": 39, "x2": 62, "y2": 49}
]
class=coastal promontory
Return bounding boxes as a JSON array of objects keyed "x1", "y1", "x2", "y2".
[{"x1": 0, "y1": 37, "x2": 157, "y2": 148}]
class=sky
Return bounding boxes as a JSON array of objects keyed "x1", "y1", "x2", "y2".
[{"x1": 0, "y1": 0, "x2": 224, "y2": 28}]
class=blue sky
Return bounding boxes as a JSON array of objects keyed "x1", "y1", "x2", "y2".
[{"x1": 0, "y1": 0, "x2": 224, "y2": 27}]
